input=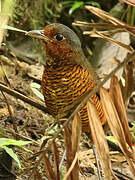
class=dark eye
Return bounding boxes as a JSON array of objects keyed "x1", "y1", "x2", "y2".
[{"x1": 54, "y1": 33, "x2": 64, "y2": 41}]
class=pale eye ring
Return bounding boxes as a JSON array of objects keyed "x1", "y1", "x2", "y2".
[{"x1": 54, "y1": 33, "x2": 64, "y2": 41}]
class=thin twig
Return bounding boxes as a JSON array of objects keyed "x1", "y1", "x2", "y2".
[
  {"x1": 1, "y1": 91, "x2": 18, "y2": 133},
  {"x1": 92, "y1": 144, "x2": 102, "y2": 180},
  {"x1": 6, "y1": 129, "x2": 39, "y2": 145},
  {"x1": 0, "y1": 83, "x2": 50, "y2": 114},
  {"x1": 73, "y1": 21, "x2": 135, "y2": 30}
]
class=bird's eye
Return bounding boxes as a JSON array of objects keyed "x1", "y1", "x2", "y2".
[{"x1": 54, "y1": 33, "x2": 64, "y2": 41}]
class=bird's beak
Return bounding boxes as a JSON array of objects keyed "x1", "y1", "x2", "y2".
[{"x1": 25, "y1": 30, "x2": 51, "y2": 42}]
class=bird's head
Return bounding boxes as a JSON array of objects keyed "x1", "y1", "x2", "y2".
[{"x1": 26, "y1": 23, "x2": 82, "y2": 64}]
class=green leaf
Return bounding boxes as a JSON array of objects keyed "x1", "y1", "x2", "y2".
[
  {"x1": 0, "y1": 138, "x2": 31, "y2": 147},
  {"x1": 86, "y1": 1, "x2": 100, "y2": 8},
  {"x1": 0, "y1": 138, "x2": 9, "y2": 146},
  {"x1": 0, "y1": 138, "x2": 32, "y2": 168},
  {"x1": 61, "y1": 1, "x2": 74, "y2": 6},
  {"x1": 69, "y1": 1, "x2": 84, "y2": 14},
  {"x1": 2, "y1": 146, "x2": 21, "y2": 168},
  {"x1": 106, "y1": 136, "x2": 118, "y2": 144}
]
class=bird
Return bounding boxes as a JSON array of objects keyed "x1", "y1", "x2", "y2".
[{"x1": 26, "y1": 23, "x2": 106, "y2": 132}]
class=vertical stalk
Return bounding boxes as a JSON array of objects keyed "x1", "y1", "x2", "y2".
[{"x1": 0, "y1": 0, "x2": 15, "y2": 46}]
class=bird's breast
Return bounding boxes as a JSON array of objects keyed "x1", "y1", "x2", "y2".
[{"x1": 41, "y1": 63, "x2": 94, "y2": 118}]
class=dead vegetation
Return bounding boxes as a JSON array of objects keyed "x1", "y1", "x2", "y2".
[{"x1": 0, "y1": 1, "x2": 135, "y2": 180}]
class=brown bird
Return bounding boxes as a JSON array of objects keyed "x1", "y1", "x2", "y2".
[{"x1": 27, "y1": 23, "x2": 106, "y2": 132}]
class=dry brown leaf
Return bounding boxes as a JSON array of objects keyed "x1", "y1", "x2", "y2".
[
  {"x1": 100, "y1": 88, "x2": 135, "y2": 176},
  {"x1": 72, "y1": 113, "x2": 81, "y2": 154},
  {"x1": 72, "y1": 113, "x2": 81, "y2": 180},
  {"x1": 85, "y1": 5, "x2": 132, "y2": 28},
  {"x1": 52, "y1": 141, "x2": 60, "y2": 180},
  {"x1": 63, "y1": 152, "x2": 78, "y2": 180},
  {"x1": 83, "y1": 30, "x2": 133, "y2": 53},
  {"x1": 87, "y1": 100, "x2": 117, "y2": 180},
  {"x1": 63, "y1": 114, "x2": 81, "y2": 180},
  {"x1": 109, "y1": 76, "x2": 132, "y2": 150},
  {"x1": 121, "y1": 0, "x2": 135, "y2": 6},
  {"x1": 34, "y1": 169, "x2": 43, "y2": 180},
  {"x1": 85, "y1": 5, "x2": 135, "y2": 36},
  {"x1": 64, "y1": 126, "x2": 73, "y2": 180},
  {"x1": 43, "y1": 154, "x2": 56, "y2": 180}
]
